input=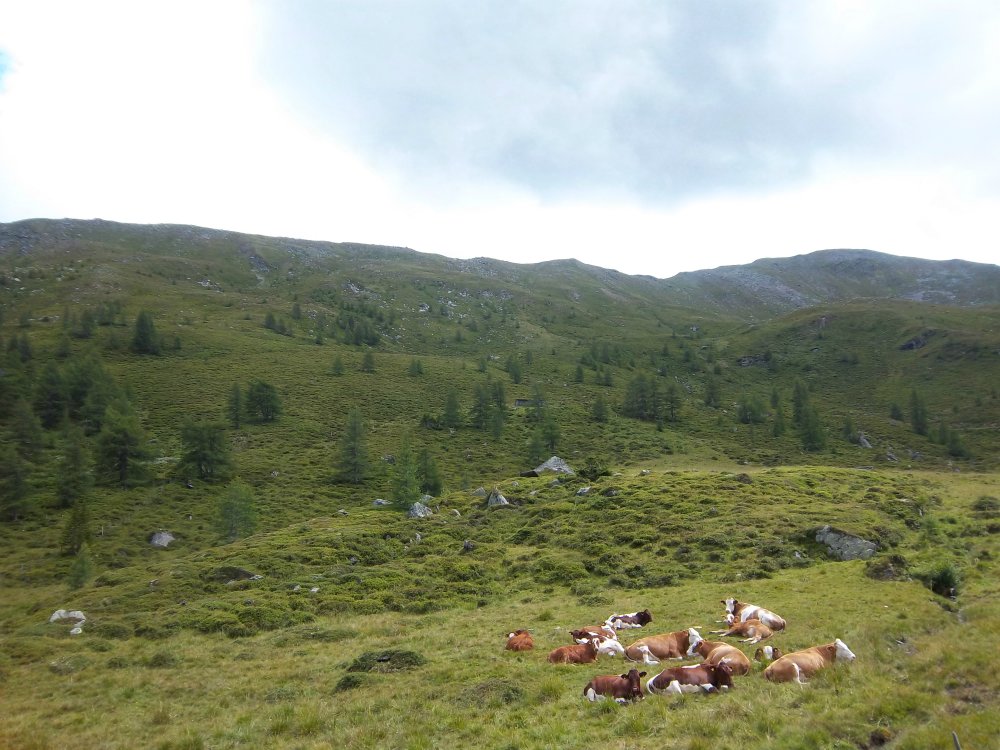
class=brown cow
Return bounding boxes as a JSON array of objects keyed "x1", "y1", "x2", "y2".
[
  {"x1": 764, "y1": 639, "x2": 856, "y2": 684},
  {"x1": 505, "y1": 629, "x2": 533, "y2": 651},
  {"x1": 583, "y1": 668, "x2": 647, "y2": 703},
  {"x1": 692, "y1": 639, "x2": 751, "y2": 676},
  {"x1": 548, "y1": 637, "x2": 600, "y2": 664},
  {"x1": 720, "y1": 598, "x2": 786, "y2": 631},
  {"x1": 754, "y1": 645, "x2": 783, "y2": 663},
  {"x1": 606, "y1": 609, "x2": 653, "y2": 630},
  {"x1": 571, "y1": 628, "x2": 624, "y2": 657},
  {"x1": 624, "y1": 628, "x2": 703, "y2": 664},
  {"x1": 711, "y1": 618, "x2": 774, "y2": 644},
  {"x1": 646, "y1": 662, "x2": 734, "y2": 695}
]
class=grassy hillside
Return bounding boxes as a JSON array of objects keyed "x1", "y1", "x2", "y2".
[{"x1": 1, "y1": 219, "x2": 998, "y2": 748}]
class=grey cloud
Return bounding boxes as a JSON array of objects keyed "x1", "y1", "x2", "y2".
[{"x1": 257, "y1": 0, "x2": 996, "y2": 201}]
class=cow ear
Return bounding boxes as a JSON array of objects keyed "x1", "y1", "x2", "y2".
[
  {"x1": 620, "y1": 673, "x2": 628, "y2": 679},
  {"x1": 639, "y1": 671, "x2": 647, "y2": 677}
]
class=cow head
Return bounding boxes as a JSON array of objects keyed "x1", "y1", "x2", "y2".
[
  {"x1": 722, "y1": 598, "x2": 738, "y2": 614},
  {"x1": 711, "y1": 662, "x2": 735, "y2": 689},
  {"x1": 637, "y1": 609, "x2": 653, "y2": 625},
  {"x1": 508, "y1": 629, "x2": 529, "y2": 639},
  {"x1": 834, "y1": 638, "x2": 856, "y2": 662},
  {"x1": 754, "y1": 645, "x2": 782, "y2": 662},
  {"x1": 620, "y1": 668, "x2": 647, "y2": 701},
  {"x1": 686, "y1": 627, "x2": 703, "y2": 656}
]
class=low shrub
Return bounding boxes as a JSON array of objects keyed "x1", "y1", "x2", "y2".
[{"x1": 346, "y1": 650, "x2": 425, "y2": 673}]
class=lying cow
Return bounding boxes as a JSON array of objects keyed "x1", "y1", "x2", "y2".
[
  {"x1": 720, "y1": 598, "x2": 786, "y2": 631},
  {"x1": 548, "y1": 637, "x2": 600, "y2": 664},
  {"x1": 624, "y1": 628, "x2": 703, "y2": 664},
  {"x1": 505, "y1": 629, "x2": 533, "y2": 651},
  {"x1": 764, "y1": 639, "x2": 856, "y2": 684},
  {"x1": 646, "y1": 662, "x2": 734, "y2": 695},
  {"x1": 711, "y1": 617, "x2": 774, "y2": 644},
  {"x1": 571, "y1": 624, "x2": 617, "y2": 641},
  {"x1": 606, "y1": 609, "x2": 653, "y2": 630},
  {"x1": 754, "y1": 645, "x2": 783, "y2": 662},
  {"x1": 583, "y1": 668, "x2": 647, "y2": 703},
  {"x1": 692, "y1": 639, "x2": 752, "y2": 676}
]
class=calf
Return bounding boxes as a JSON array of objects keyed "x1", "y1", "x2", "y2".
[
  {"x1": 624, "y1": 628, "x2": 703, "y2": 664},
  {"x1": 606, "y1": 609, "x2": 653, "y2": 630},
  {"x1": 548, "y1": 637, "x2": 600, "y2": 664},
  {"x1": 571, "y1": 628, "x2": 624, "y2": 657},
  {"x1": 646, "y1": 662, "x2": 734, "y2": 695},
  {"x1": 692, "y1": 639, "x2": 751, "y2": 676},
  {"x1": 754, "y1": 645, "x2": 783, "y2": 662},
  {"x1": 720, "y1": 598, "x2": 786, "y2": 631},
  {"x1": 764, "y1": 639, "x2": 856, "y2": 684},
  {"x1": 583, "y1": 668, "x2": 647, "y2": 703},
  {"x1": 711, "y1": 617, "x2": 773, "y2": 644},
  {"x1": 505, "y1": 629, "x2": 534, "y2": 652}
]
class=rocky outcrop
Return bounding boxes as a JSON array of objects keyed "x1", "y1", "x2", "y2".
[
  {"x1": 149, "y1": 531, "x2": 175, "y2": 548},
  {"x1": 408, "y1": 502, "x2": 434, "y2": 518},
  {"x1": 486, "y1": 488, "x2": 509, "y2": 507},
  {"x1": 815, "y1": 525, "x2": 877, "y2": 560}
]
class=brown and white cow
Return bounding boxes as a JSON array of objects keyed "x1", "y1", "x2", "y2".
[
  {"x1": 646, "y1": 662, "x2": 734, "y2": 695},
  {"x1": 692, "y1": 639, "x2": 751, "y2": 676},
  {"x1": 624, "y1": 628, "x2": 703, "y2": 664},
  {"x1": 720, "y1": 598, "x2": 786, "y2": 631},
  {"x1": 606, "y1": 609, "x2": 653, "y2": 630},
  {"x1": 571, "y1": 624, "x2": 618, "y2": 641},
  {"x1": 548, "y1": 637, "x2": 600, "y2": 664},
  {"x1": 764, "y1": 639, "x2": 856, "y2": 684},
  {"x1": 711, "y1": 617, "x2": 774, "y2": 644},
  {"x1": 505, "y1": 629, "x2": 534, "y2": 651},
  {"x1": 583, "y1": 668, "x2": 647, "y2": 703},
  {"x1": 754, "y1": 645, "x2": 783, "y2": 662},
  {"x1": 571, "y1": 628, "x2": 624, "y2": 657}
]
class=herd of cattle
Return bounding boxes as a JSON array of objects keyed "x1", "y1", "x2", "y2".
[{"x1": 505, "y1": 598, "x2": 856, "y2": 702}]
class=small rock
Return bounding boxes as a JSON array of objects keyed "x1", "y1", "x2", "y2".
[
  {"x1": 486, "y1": 488, "x2": 509, "y2": 507},
  {"x1": 338, "y1": 509, "x2": 349, "y2": 515},
  {"x1": 348, "y1": 556, "x2": 359, "y2": 565},
  {"x1": 533, "y1": 456, "x2": 576, "y2": 475},
  {"x1": 408, "y1": 502, "x2": 434, "y2": 519},
  {"x1": 450, "y1": 509, "x2": 461, "y2": 517},
  {"x1": 471, "y1": 487, "x2": 488, "y2": 498},
  {"x1": 462, "y1": 539, "x2": 475, "y2": 552},
  {"x1": 576, "y1": 487, "x2": 591, "y2": 496},
  {"x1": 310, "y1": 587, "x2": 320, "y2": 593},
  {"x1": 639, "y1": 469, "x2": 651, "y2": 476},
  {"x1": 292, "y1": 584, "x2": 302, "y2": 592},
  {"x1": 816, "y1": 525, "x2": 877, "y2": 561},
  {"x1": 149, "y1": 531, "x2": 175, "y2": 548},
  {"x1": 373, "y1": 498, "x2": 390, "y2": 506}
]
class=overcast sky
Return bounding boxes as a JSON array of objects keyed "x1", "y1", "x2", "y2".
[{"x1": 0, "y1": 1, "x2": 997, "y2": 278}]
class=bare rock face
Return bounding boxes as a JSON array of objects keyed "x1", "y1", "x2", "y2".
[{"x1": 816, "y1": 525, "x2": 877, "y2": 560}]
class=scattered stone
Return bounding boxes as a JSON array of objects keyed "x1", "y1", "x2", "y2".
[
  {"x1": 310, "y1": 587, "x2": 320, "y2": 594},
  {"x1": 348, "y1": 556, "x2": 359, "y2": 565},
  {"x1": 292, "y1": 584, "x2": 302, "y2": 592},
  {"x1": 815, "y1": 525, "x2": 878, "y2": 561},
  {"x1": 462, "y1": 539, "x2": 476, "y2": 552},
  {"x1": 886, "y1": 449, "x2": 898, "y2": 462},
  {"x1": 865, "y1": 554, "x2": 909, "y2": 581},
  {"x1": 49, "y1": 609, "x2": 86, "y2": 635},
  {"x1": 373, "y1": 498, "x2": 390, "y2": 506},
  {"x1": 413, "y1": 532, "x2": 422, "y2": 543},
  {"x1": 639, "y1": 469, "x2": 651, "y2": 476},
  {"x1": 858, "y1": 432, "x2": 873, "y2": 449},
  {"x1": 471, "y1": 487, "x2": 488, "y2": 498},
  {"x1": 576, "y1": 487, "x2": 592, "y2": 496},
  {"x1": 450, "y1": 509, "x2": 461, "y2": 517},
  {"x1": 408, "y1": 502, "x2": 434, "y2": 519},
  {"x1": 149, "y1": 531, "x2": 175, "y2": 548},
  {"x1": 548, "y1": 479, "x2": 562, "y2": 488},
  {"x1": 735, "y1": 473, "x2": 753, "y2": 484},
  {"x1": 338, "y1": 509, "x2": 349, "y2": 515},
  {"x1": 486, "y1": 488, "x2": 509, "y2": 507},
  {"x1": 419, "y1": 494, "x2": 434, "y2": 503},
  {"x1": 600, "y1": 487, "x2": 618, "y2": 497}
]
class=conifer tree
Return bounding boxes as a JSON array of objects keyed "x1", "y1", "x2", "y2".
[
  {"x1": 94, "y1": 398, "x2": 151, "y2": 487},
  {"x1": 61, "y1": 496, "x2": 91, "y2": 555},
  {"x1": 418, "y1": 447, "x2": 443, "y2": 496},
  {"x1": 592, "y1": 395, "x2": 609, "y2": 423},
  {"x1": 337, "y1": 407, "x2": 368, "y2": 484},
  {"x1": 33, "y1": 361, "x2": 67, "y2": 429},
  {"x1": 217, "y1": 480, "x2": 257, "y2": 541},
  {"x1": 0, "y1": 442, "x2": 31, "y2": 521},
  {"x1": 67, "y1": 543, "x2": 93, "y2": 589},
  {"x1": 131, "y1": 310, "x2": 160, "y2": 354},
  {"x1": 227, "y1": 383, "x2": 242, "y2": 429},
  {"x1": 57, "y1": 425, "x2": 92, "y2": 508},
  {"x1": 800, "y1": 405, "x2": 827, "y2": 452},
  {"x1": 331, "y1": 355, "x2": 345, "y2": 376},
  {"x1": 179, "y1": 420, "x2": 233, "y2": 482},
  {"x1": 245, "y1": 380, "x2": 281, "y2": 422},
  {"x1": 391, "y1": 439, "x2": 420, "y2": 506},
  {"x1": 442, "y1": 388, "x2": 462, "y2": 428},
  {"x1": 11, "y1": 398, "x2": 44, "y2": 461},
  {"x1": 909, "y1": 389, "x2": 929, "y2": 436}
]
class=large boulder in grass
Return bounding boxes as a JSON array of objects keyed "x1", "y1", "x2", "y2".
[
  {"x1": 149, "y1": 531, "x2": 175, "y2": 548},
  {"x1": 486, "y1": 488, "x2": 509, "y2": 507},
  {"x1": 816, "y1": 525, "x2": 877, "y2": 561},
  {"x1": 533, "y1": 456, "x2": 575, "y2": 476},
  {"x1": 408, "y1": 502, "x2": 434, "y2": 519}
]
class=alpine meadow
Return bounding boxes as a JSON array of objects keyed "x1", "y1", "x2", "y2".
[{"x1": 1, "y1": 218, "x2": 999, "y2": 750}]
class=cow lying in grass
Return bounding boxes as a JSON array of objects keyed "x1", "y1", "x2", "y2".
[
  {"x1": 711, "y1": 617, "x2": 774, "y2": 644},
  {"x1": 583, "y1": 668, "x2": 647, "y2": 703},
  {"x1": 571, "y1": 628, "x2": 624, "y2": 657},
  {"x1": 646, "y1": 662, "x2": 734, "y2": 695},
  {"x1": 606, "y1": 609, "x2": 653, "y2": 630},
  {"x1": 548, "y1": 638, "x2": 600, "y2": 664},
  {"x1": 720, "y1": 598, "x2": 786, "y2": 631},
  {"x1": 505, "y1": 630, "x2": 533, "y2": 651},
  {"x1": 692, "y1": 639, "x2": 751, "y2": 676},
  {"x1": 764, "y1": 639, "x2": 856, "y2": 683},
  {"x1": 624, "y1": 628, "x2": 703, "y2": 664}
]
